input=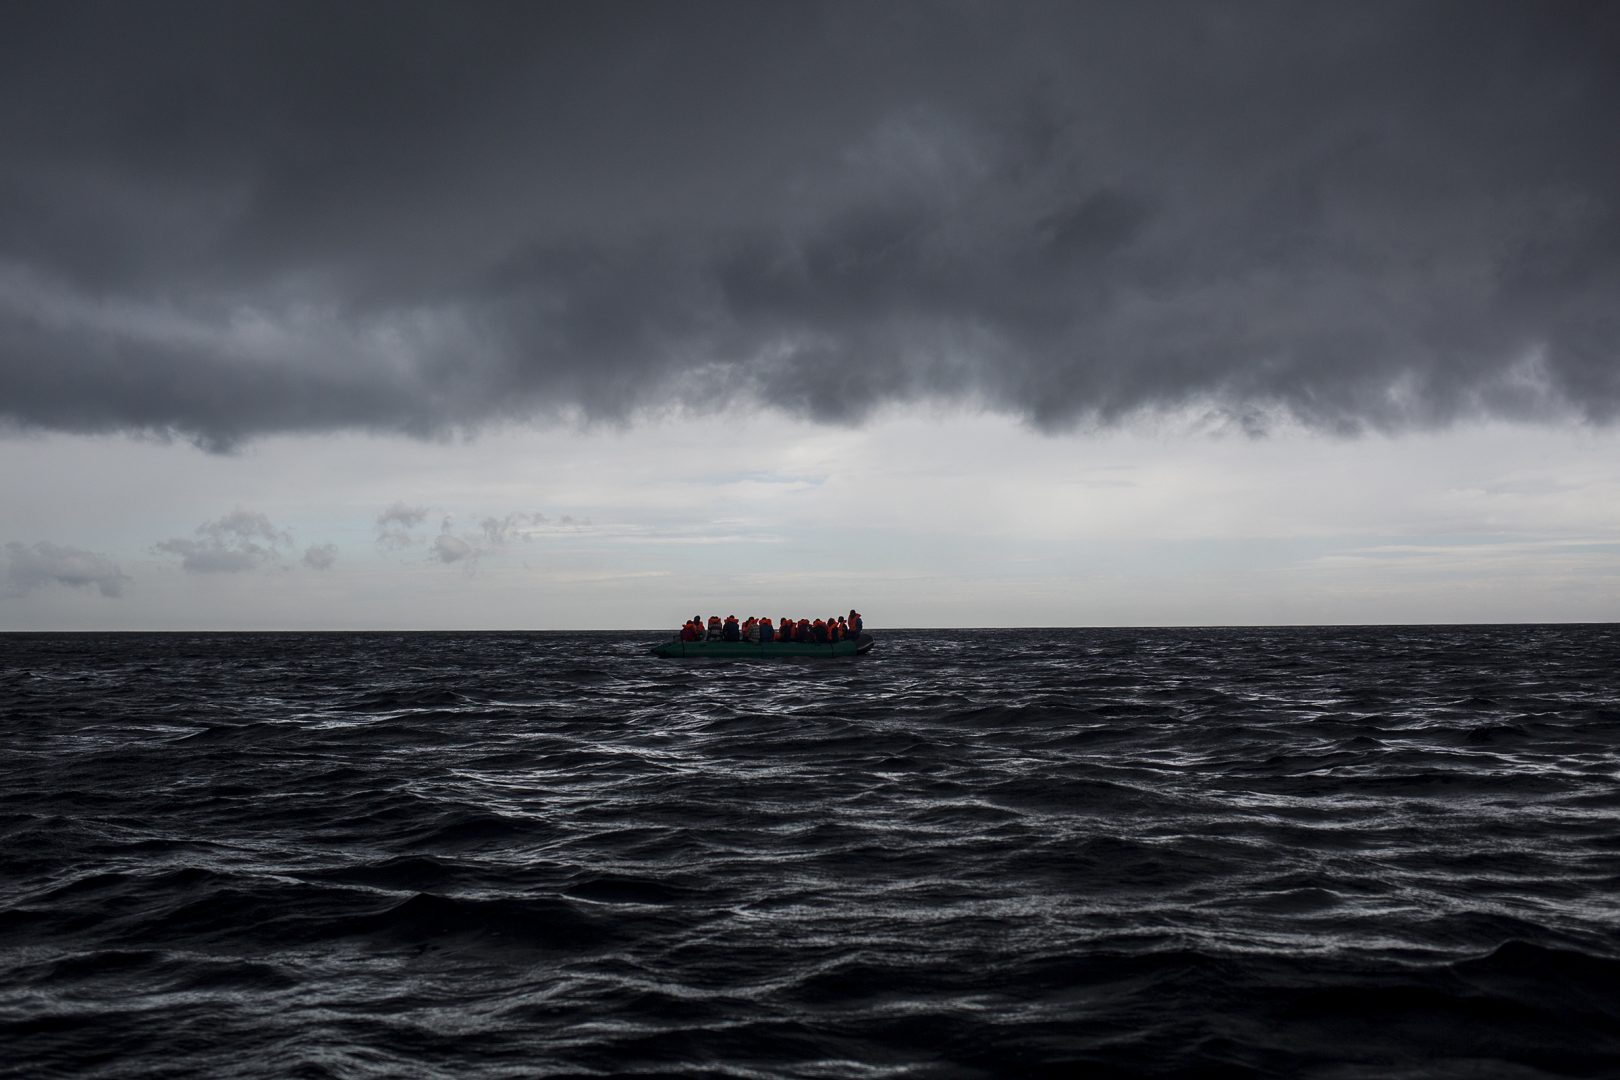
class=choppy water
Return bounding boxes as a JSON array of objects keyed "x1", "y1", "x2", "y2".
[{"x1": 3, "y1": 626, "x2": 1619, "y2": 1079}]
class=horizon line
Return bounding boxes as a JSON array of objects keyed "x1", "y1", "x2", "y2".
[{"x1": 3, "y1": 620, "x2": 1616, "y2": 635}]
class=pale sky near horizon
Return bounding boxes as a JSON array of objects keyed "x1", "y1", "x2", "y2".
[
  {"x1": 3, "y1": 2, "x2": 1618, "y2": 630},
  {"x1": 5, "y1": 411, "x2": 1616, "y2": 630}
]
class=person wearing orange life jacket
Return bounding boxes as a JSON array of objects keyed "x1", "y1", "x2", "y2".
[
  {"x1": 680, "y1": 620, "x2": 699, "y2": 642},
  {"x1": 837, "y1": 616, "x2": 849, "y2": 640},
  {"x1": 828, "y1": 617, "x2": 843, "y2": 642},
  {"x1": 808, "y1": 618, "x2": 824, "y2": 643},
  {"x1": 778, "y1": 617, "x2": 793, "y2": 642},
  {"x1": 722, "y1": 615, "x2": 741, "y2": 642},
  {"x1": 848, "y1": 609, "x2": 863, "y2": 635},
  {"x1": 743, "y1": 617, "x2": 760, "y2": 643},
  {"x1": 758, "y1": 616, "x2": 775, "y2": 643},
  {"x1": 707, "y1": 615, "x2": 722, "y2": 640},
  {"x1": 796, "y1": 618, "x2": 812, "y2": 641}
]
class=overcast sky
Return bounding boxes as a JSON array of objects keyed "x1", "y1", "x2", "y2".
[{"x1": 3, "y1": 1, "x2": 1617, "y2": 629}]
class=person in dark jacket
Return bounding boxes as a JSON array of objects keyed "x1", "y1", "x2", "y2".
[
  {"x1": 722, "y1": 615, "x2": 741, "y2": 641},
  {"x1": 758, "y1": 618, "x2": 775, "y2": 643}
]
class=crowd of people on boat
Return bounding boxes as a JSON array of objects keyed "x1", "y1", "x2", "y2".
[{"x1": 678, "y1": 610, "x2": 863, "y2": 644}]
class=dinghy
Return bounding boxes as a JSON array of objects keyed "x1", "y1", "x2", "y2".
[{"x1": 651, "y1": 632, "x2": 874, "y2": 658}]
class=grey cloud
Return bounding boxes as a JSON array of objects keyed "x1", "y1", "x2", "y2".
[
  {"x1": 302, "y1": 543, "x2": 337, "y2": 570},
  {"x1": 154, "y1": 540, "x2": 259, "y2": 574},
  {"x1": 4, "y1": 540, "x2": 129, "y2": 598},
  {"x1": 434, "y1": 514, "x2": 485, "y2": 566},
  {"x1": 376, "y1": 501, "x2": 430, "y2": 548},
  {"x1": 2, "y1": 1, "x2": 1617, "y2": 447},
  {"x1": 480, "y1": 512, "x2": 548, "y2": 545},
  {"x1": 379, "y1": 503, "x2": 430, "y2": 528},
  {"x1": 430, "y1": 508, "x2": 585, "y2": 566},
  {"x1": 430, "y1": 533, "x2": 474, "y2": 565},
  {"x1": 156, "y1": 508, "x2": 292, "y2": 573},
  {"x1": 377, "y1": 505, "x2": 566, "y2": 564}
]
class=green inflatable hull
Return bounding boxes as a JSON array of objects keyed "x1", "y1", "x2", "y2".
[{"x1": 651, "y1": 632, "x2": 874, "y2": 658}]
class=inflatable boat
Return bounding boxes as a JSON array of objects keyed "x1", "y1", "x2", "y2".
[{"x1": 651, "y1": 632, "x2": 874, "y2": 658}]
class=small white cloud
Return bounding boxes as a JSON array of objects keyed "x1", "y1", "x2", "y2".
[{"x1": 4, "y1": 540, "x2": 129, "y2": 598}]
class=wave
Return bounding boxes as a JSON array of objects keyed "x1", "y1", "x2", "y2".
[{"x1": 4, "y1": 625, "x2": 1619, "y2": 1077}]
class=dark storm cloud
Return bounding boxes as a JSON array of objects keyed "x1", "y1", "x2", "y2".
[
  {"x1": 4, "y1": 540, "x2": 129, "y2": 598},
  {"x1": 2, "y1": 1, "x2": 1617, "y2": 447}
]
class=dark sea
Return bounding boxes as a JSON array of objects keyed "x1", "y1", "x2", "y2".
[{"x1": 4, "y1": 626, "x2": 1619, "y2": 1079}]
